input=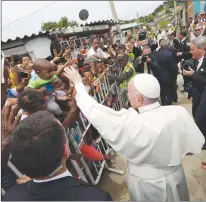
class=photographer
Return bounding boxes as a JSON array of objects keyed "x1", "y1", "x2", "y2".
[
  {"x1": 183, "y1": 36, "x2": 206, "y2": 117},
  {"x1": 134, "y1": 46, "x2": 151, "y2": 74}
]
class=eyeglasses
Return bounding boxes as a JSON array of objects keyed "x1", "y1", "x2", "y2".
[{"x1": 195, "y1": 29, "x2": 201, "y2": 31}]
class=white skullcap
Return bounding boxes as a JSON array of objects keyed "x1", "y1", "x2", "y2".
[{"x1": 133, "y1": 74, "x2": 160, "y2": 98}]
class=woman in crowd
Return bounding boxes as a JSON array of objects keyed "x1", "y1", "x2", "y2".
[{"x1": 9, "y1": 56, "x2": 33, "y2": 88}]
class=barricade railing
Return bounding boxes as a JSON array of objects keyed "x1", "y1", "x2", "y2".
[
  {"x1": 2, "y1": 70, "x2": 128, "y2": 191},
  {"x1": 66, "y1": 72, "x2": 126, "y2": 185}
]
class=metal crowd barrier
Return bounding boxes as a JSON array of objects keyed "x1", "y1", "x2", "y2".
[
  {"x1": 66, "y1": 73, "x2": 124, "y2": 185},
  {"x1": 2, "y1": 72, "x2": 128, "y2": 191}
]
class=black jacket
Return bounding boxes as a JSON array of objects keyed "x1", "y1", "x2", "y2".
[
  {"x1": 3, "y1": 176, "x2": 113, "y2": 201},
  {"x1": 154, "y1": 49, "x2": 177, "y2": 82},
  {"x1": 133, "y1": 46, "x2": 142, "y2": 59},
  {"x1": 191, "y1": 56, "x2": 206, "y2": 115},
  {"x1": 179, "y1": 38, "x2": 192, "y2": 60},
  {"x1": 195, "y1": 85, "x2": 206, "y2": 140},
  {"x1": 173, "y1": 38, "x2": 181, "y2": 51}
]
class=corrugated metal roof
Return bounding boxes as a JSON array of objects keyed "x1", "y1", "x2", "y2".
[
  {"x1": 2, "y1": 31, "x2": 49, "y2": 43},
  {"x1": 80, "y1": 19, "x2": 132, "y2": 26},
  {"x1": 2, "y1": 20, "x2": 135, "y2": 44},
  {"x1": 1, "y1": 27, "x2": 68, "y2": 43}
]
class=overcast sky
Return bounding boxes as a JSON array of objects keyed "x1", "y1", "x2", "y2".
[{"x1": 2, "y1": 1, "x2": 163, "y2": 41}]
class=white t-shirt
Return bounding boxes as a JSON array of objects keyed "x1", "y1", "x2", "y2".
[{"x1": 87, "y1": 47, "x2": 108, "y2": 59}]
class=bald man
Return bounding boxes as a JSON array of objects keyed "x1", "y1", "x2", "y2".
[{"x1": 64, "y1": 67, "x2": 205, "y2": 201}]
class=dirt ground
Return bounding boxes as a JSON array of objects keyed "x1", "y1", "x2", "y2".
[{"x1": 98, "y1": 75, "x2": 206, "y2": 201}]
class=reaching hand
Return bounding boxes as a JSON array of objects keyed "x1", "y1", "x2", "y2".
[
  {"x1": 40, "y1": 86, "x2": 47, "y2": 94},
  {"x1": 2, "y1": 99, "x2": 21, "y2": 146},
  {"x1": 183, "y1": 67, "x2": 195, "y2": 77},
  {"x1": 64, "y1": 66, "x2": 82, "y2": 85},
  {"x1": 16, "y1": 175, "x2": 31, "y2": 184}
]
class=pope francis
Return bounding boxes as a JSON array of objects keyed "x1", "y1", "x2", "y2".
[{"x1": 64, "y1": 67, "x2": 205, "y2": 201}]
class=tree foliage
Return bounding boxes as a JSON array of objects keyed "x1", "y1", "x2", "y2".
[
  {"x1": 146, "y1": 24, "x2": 152, "y2": 31},
  {"x1": 41, "y1": 16, "x2": 78, "y2": 31},
  {"x1": 158, "y1": 19, "x2": 170, "y2": 29},
  {"x1": 147, "y1": 14, "x2": 155, "y2": 22},
  {"x1": 42, "y1": 21, "x2": 58, "y2": 31}
]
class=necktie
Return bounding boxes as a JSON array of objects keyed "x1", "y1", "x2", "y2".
[{"x1": 194, "y1": 60, "x2": 199, "y2": 72}]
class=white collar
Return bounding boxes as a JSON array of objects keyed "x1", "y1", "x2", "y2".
[
  {"x1": 181, "y1": 37, "x2": 186, "y2": 43},
  {"x1": 198, "y1": 56, "x2": 204, "y2": 63},
  {"x1": 33, "y1": 170, "x2": 72, "y2": 183},
  {"x1": 138, "y1": 102, "x2": 160, "y2": 114}
]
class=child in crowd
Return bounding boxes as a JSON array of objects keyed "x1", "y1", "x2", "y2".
[
  {"x1": 27, "y1": 58, "x2": 64, "y2": 116},
  {"x1": 17, "y1": 90, "x2": 47, "y2": 121}
]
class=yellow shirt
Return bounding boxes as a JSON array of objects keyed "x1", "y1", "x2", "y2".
[{"x1": 9, "y1": 71, "x2": 17, "y2": 88}]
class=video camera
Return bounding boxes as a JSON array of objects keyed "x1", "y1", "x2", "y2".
[{"x1": 180, "y1": 59, "x2": 195, "y2": 71}]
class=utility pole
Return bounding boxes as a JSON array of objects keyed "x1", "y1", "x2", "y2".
[
  {"x1": 136, "y1": 13, "x2": 140, "y2": 28},
  {"x1": 185, "y1": 0, "x2": 189, "y2": 31},
  {"x1": 109, "y1": 1, "x2": 122, "y2": 43},
  {"x1": 174, "y1": 1, "x2": 178, "y2": 26}
]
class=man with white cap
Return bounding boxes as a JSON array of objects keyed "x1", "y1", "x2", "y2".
[{"x1": 64, "y1": 67, "x2": 205, "y2": 201}]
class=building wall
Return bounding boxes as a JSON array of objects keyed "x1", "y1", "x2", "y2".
[
  {"x1": 193, "y1": 1, "x2": 201, "y2": 15},
  {"x1": 2, "y1": 36, "x2": 51, "y2": 60},
  {"x1": 2, "y1": 40, "x2": 26, "y2": 57},
  {"x1": 24, "y1": 36, "x2": 51, "y2": 60},
  {"x1": 200, "y1": 1, "x2": 206, "y2": 13},
  {"x1": 188, "y1": 0, "x2": 194, "y2": 17}
]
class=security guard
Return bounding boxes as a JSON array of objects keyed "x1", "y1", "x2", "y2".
[{"x1": 108, "y1": 53, "x2": 136, "y2": 89}]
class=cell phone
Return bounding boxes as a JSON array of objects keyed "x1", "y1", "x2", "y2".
[
  {"x1": 19, "y1": 72, "x2": 29, "y2": 78},
  {"x1": 54, "y1": 57, "x2": 67, "y2": 65}
]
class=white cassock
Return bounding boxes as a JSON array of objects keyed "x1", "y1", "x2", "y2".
[{"x1": 75, "y1": 82, "x2": 205, "y2": 201}]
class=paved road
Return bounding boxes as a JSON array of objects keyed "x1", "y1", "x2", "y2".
[{"x1": 99, "y1": 75, "x2": 206, "y2": 201}]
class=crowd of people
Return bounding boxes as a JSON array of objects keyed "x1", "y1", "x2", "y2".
[{"x1": 1, "y1": 14, "x2": 206, "y2": 201}]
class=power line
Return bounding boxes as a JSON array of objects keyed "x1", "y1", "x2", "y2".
[{"x1": 3, "y1": 1, "x2": 58, "y2": 28}]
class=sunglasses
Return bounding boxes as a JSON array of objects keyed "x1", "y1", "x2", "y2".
[{"x1": 195, "y1": 29, "x2": 201, "y2": 31}]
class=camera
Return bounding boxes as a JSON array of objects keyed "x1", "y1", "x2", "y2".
[
  {"x1": 141, "y1": 53, "x2": 152, "y2": 63},
  {"x1": 141, "y1": 55, "x2": 148, "y2": 63},
  {"x1": 139, "y1": 31, "x2": 146, "y2": 41},
  {"x1": 54, "y1": 57, "x2": 67, "y2": 65},
  {"x1": 19, "y1": 72, "x2": 29, "y2": 78},
  {"x1": 181, "y1": 59, "x2": 195, "y2": 71}
]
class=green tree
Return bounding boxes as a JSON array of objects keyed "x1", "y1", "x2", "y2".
[
  {"x1": 146, "y1": 24, "x2": 152, "y2": 31},
  {"x1": 42, "y1": 21, "x2": 58, "y2": 31},
  {"x1": 41, "y1": 16, "x2": 78, "y2": 31},
  {"x1": 58, "y1": 16, "x2": 70, "y2": 28},
  {"x1": 158, "y1": 19, "x2": 170, "y2": 29},
  {"x1": 168, "y1": 1, "x2": 174, "y2": 8},
  {"x1": 147, "y1": 14, "x2": 154, "y2": 22}
]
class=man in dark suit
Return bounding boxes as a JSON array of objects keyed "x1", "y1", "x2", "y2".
[
  {"x1": 167, "y1": 31, "x2": 180, "y2": 102},
  {"x1": 195, "y1": 85, "x2": 206, "y2": 150},
  {"x1": 177, "y1": 31, "x2": 193, "y2": 92},
  {"x1": 3, "y1": 111, "x2": 112, "y2": 201},
  {"x1": 183, "y1": 36, "x2": 206, "y2": 117},
  {"x1": 177, "y1": 31, "x2": 192, "y2": 60},
  {"x1": 154, "y1": 39, "x2": 177, "y2": 105}
]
